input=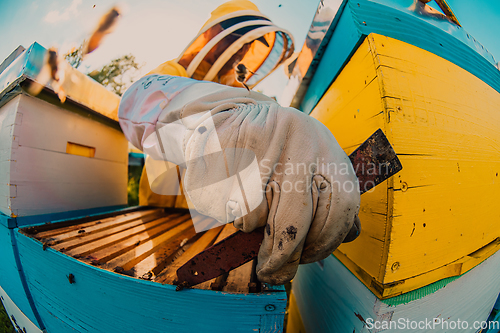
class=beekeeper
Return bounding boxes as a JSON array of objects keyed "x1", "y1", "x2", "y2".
[
  {"x1": 119, "y1": 0, "x2": 360, "y2": 284},
  {"x1": 137, "y1": 0, "x2": 294, "y2": 207}
]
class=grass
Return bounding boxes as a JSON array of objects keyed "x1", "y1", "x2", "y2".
[{"x1": 0, "y1": 300, "x2": 15, "y2": 333}]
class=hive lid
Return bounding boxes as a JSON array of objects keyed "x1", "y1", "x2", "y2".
[{"x1": 0, "y1": 42, "x2": 120, "y2": 122}]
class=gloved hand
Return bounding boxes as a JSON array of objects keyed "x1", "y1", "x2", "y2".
[{"x1": 119, "y1": 75, "x2": 360, "y2": 285}]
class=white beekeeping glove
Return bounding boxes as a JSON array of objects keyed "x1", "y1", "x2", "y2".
[{"x1": 119, "y1": 75, "x2": 360, "y2": 284}]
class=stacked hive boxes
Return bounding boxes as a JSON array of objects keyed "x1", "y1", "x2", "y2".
[
  {"x1": 0, "y1": 42, "x2": 128, "y2": 219},
  {"x1": 287, "y1": 33, "x2": 500, "y2": 332}
]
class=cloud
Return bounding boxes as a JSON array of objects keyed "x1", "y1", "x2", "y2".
[{"x1": 44, "y1": 0, "x2": 82, "y2": 24}]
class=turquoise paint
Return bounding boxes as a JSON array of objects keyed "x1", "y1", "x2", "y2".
[
  {"x1": 129, "y1": 152, "x2": 145, "y2": 159},
  {"x1": 299, "y1": 0, "x2": 500, "y2": 114},
  {"x1": 0, "y1": 213, "x2": 16, "y2": 229},
  {"x1": 0, "y1": 42, "x2": 45, "y2": 100},
  {"x1": 1, "y1": 205, "x2": 128, "y2": 229},
  {"x1": 356, "y1": 0, "x2": 495, "y2": 63},
  {"x1": 15, "y1": 229, "x2": 286, "y2": 333},
  {"x1": 484, "y1": 294, "x2": 500, "y2": 333},
  {"x1": 260, "y1": 314, "x2": 284, "y2": 332},
  {"x1": 0, "y1": 224, "x2": 44, "y2": 330},
  {"x1": 300, "y1": 4, "x2": 363, "y2": 113}
]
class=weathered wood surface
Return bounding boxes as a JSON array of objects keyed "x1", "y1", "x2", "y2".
[
  {"x1": 0, "y1": 96, "x2": 19, "y2": 215},
  {"x1": 311, "y1": 33, "x2": 500, "y2": 298},
  {"x1": 195, "y1": 223, "x2": 239, "y2": 291},
  {"x1": 155, "y1": 225, "x2": 222, "y2": 284},
  {"x1": 25, "y1": 208, "x2": 261, "y2": 293},
  {"x1": 35, "y1": 209, "x2": 163, "y2": 239},
  {"x1": 0, "y1": 220, "x2": 41, "y2": 327},
  {"x1": 15, "y1": 227, "x2": 286, "y2": 333}
]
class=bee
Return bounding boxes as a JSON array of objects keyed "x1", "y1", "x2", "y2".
[
  {"x1": 26, "y1": 47, "x2": 67, "y2": 103},
  {"x1": 175, "y1": 280, "x2": 191, "y2": 291},
  {"x1": 27, "y1": 6, "x2": 122, "y2": 102},
  {"x1": 67, "y1": 273, "x2": 75, "y2": 284},
  {"x1": 179, "y1": 238, "x2": 189, "y2": 247},
  {"x1": 235, "y1": 63, "x2": 254, "y2": 91},
  {"x1": 84, "y1": 6, "x2": 121, "y2": 55}
]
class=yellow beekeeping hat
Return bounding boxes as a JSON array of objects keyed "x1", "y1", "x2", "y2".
[{"x1": 176, "y1": 0, "x2": 294, "y2": 88}]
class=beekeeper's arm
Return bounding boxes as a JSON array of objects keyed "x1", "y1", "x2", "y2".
[
  {"x1": 119, "y1": 74, "x2": 360, "y2": 284},
  {"x1": 136, "y1": 60, "x2": 189, "y2": 207}
]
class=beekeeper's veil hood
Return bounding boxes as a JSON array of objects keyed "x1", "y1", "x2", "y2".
[{"x1": 176, "y1": 0, "x2": 294, "y2": 88}]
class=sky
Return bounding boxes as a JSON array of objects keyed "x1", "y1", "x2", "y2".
[{"x1": 0, "y1": 0, "x2": 499, "y2": 102}]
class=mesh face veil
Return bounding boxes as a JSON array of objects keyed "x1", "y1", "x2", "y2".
[{"x1": 176, "y1": 1, "x2": 294, "y2": 89}]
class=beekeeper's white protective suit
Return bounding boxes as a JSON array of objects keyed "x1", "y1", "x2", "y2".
[{"x1": 119, "y1": 74, "x2": 360, "y2": 284}]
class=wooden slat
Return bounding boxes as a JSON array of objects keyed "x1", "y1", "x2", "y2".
[
  {"x1": 152, "y1": 232, "x2": 204, "y2": 277},
  {"x1": 133, "y1": 226, "x2": 198, "y2": 278},
  {"x1": 51, "y1": 210, "x2": 169, "y2": 251},
  {"x1": 196, "y1": 223, "x2": 239, "y2": 290},
  {"x1": 87, "y1": 213, "x2": 196, "y2": 263},
  {"x1": 39, "y1": 209, "x2": 166, "y2": 241},
  {"x1": 25, "y1": 208, "x2": 258, "y2": 289},
  {"x1": 64, "y1": 214, "x2": 191, "y2": 258},
  {"x1": 223, "y1": 260, "x2": 255, "y2": 293},
  {"x1": 155, "y1": 222, "x2": 223, "y2": 284},
  {"x1": 106, "y1": 219, "x2": 195, "y2": 271}
]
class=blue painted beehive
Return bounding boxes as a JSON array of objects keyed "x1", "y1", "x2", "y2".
[
  {"x1": 12, "y1": 207, "x2": 286, "y2": 332},
  {"x1": 0, "y1": 43, "x2": 286, "y2": 333}
]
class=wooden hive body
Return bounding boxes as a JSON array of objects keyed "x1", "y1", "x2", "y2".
[
  {"x1": 0, "y1": 94, "x2": 128, "y2": 218},
  {"x1": 310, "y1": 33, "x2": 500, "y2": 298},
  {"x1": 13, "y1": 207, "x2": 286, "y2": 332},
  {"x1": 287, "y1": 251, "x2": 500, "y2": 333},
  {"x1": 0, "y1": 42, "x2": 128, "y2": 218}
]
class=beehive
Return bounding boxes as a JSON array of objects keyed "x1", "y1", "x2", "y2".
[
  {"x1": 22, "y1": 207, "x2": 263, "y2": 292},
  {"x1": 0, "y1": 42, "x2": 128, "y2": 218},
  {"x1": 287, "y1": 251, "x2": 500, "y2": 333},
  {"x1": 17, "y1": 207, "x2": 286, "y2": 332},
  {"x1": 310, "y1": 33, "x2": 500, "y2": 298}
]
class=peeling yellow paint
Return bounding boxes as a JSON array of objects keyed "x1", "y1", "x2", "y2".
[{"x1": 311, "y1": 33, "x2": 500, "y2": 297}]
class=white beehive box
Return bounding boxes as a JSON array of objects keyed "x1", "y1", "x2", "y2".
[{"x1": 0, "y1": 43, "x2": 128, "y2": 217}]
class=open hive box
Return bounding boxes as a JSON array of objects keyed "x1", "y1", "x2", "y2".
[
  {"x1": 21, "y1": 207, "x2": 262, "y2": 293},
  {"x1": 13, "y1": 207, "x2": 286, "y2": 332}
]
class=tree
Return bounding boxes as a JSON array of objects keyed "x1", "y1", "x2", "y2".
[
  {"x1": 65, "y1": 44, "x2": 84, "y2": 69},
  {"x1": 88, "y1": 54, "x2": 142, "y2": 96},
  {"x1": 64, "y1": 46, "x2": 142, "y2": 96}
]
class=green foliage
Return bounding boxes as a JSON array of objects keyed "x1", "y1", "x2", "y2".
[
  {"x1": 127, "y1": 165, "x2": 142, "y2": 206},
  {"x1": 64, "y1": 43, "x2": 85, "y2": 69},
  {"x1": 0, "y1": 301, "x2": 15, "y2": 333},
  {"x1": 88, "y1": 54, "x2": 142, "y2": 96}
]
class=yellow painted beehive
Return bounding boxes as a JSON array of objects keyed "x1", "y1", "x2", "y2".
[{"x1": 311, "y1": 33, "x2": 500, "y2": 298}]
